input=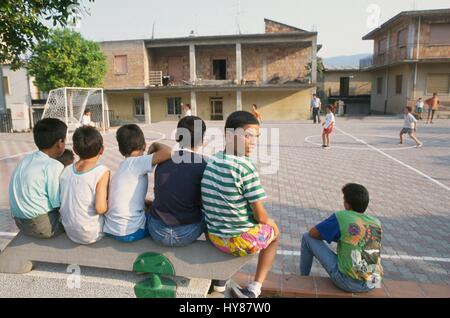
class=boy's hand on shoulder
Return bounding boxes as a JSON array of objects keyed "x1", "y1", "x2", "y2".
[{"x1": 149, "y1": 142, "x2": 172, "y2": 165}]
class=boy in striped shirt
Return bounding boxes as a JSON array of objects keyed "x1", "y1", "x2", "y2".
[{"x1": 201, "y1": 111, "x2": 279, "y2": 298}]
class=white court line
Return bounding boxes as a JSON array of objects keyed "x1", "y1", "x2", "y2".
[
  {"x1": 0, "y1": 231, "x2": 18, "y2": 238},
  {"x1": 335, "y1": 127, "x2": 450, "y2": 193},
  {"x1": 276, "y1": 249, "x2": 450, "y2": 263}
]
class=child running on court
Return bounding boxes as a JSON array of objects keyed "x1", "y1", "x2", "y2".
[
  {"x1": 103, "y1": 124, "x2": 172, "y2": 242},
  {"x1": 322, "y1": 105, "x2": 335, "y2": 148},
  {"x1": 59, "y1": 126, "x2": 110, "y2": 244},
  {"x1": 201, "y1": 111, "x2": 279, "y2": 298},
  {"x1": 400, "y1": 106, "x2": 423, "y2": 148},
  {"x1": 300, "y1": 183, "x2": 383, "y2": 293},
  {"x1": 8, "y1": 118, "x2": 67, "y2": 238}
]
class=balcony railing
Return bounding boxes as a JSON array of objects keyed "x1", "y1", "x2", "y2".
[{"x1": 359, "y1": 42, "x2": 450, "y2": 69}]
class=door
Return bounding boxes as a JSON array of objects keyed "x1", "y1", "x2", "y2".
[
  {"x1": 210, "y1": 98, "x2": 223, "y2": 120},
  {"x1": 340, "y1": 77, "x2": 350, "y2": 97},
  {"x1": 168, "y1": 56, "x2": 183, "y2": 84}
]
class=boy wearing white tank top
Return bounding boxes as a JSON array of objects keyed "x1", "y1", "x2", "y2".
[{"x1": 60, "y1": 126, "x2": 110, "y2": 244}]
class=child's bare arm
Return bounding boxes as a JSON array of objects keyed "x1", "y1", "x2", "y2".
[
  {"x1": 147, "y1": 142, "x2": 172, "y2": 165},
  {"x1": 95, "y1": 170, "x2": 110, "y2": 215},
  {"x1": 251, "y1": 201, "x2": 279, "y2": 238},
  {"x1": 308, "y1": 227, "x2": 323, "y2": 240}
]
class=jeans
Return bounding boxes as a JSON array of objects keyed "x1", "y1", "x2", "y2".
[
  {"x1": 312, "y1": 108, "x2": 321, "y2": 123},
  {"x1": 300, "y1": 233, "x2": 372, "y2": 293},
  {"x1": 147, "y1": 215, "x2": 205, "y2": 247}
]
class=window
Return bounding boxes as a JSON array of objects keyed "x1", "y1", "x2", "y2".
[
  {"x1": 134, "y1": 97, "x2": 145, "y2": 116},
  {"x1": 429, "y1": 23, "x2": 450, "y2": 45},
  {"x1": 114, "y1": 55, "x2": 128, "y2": 74},
  {"x1": 3, "y1": 76, "x2": 9, "y2": 95},
  {"x1": 212, "y1": 59, "x2": 227, "y2": 80},
  {"x1": 395, "y1": 75, "x2": 403, "y2": 95},
  {"x1": 378, "y1": 38, "x2": 387, "y2": 53},
  {"x1": 377, "y1": 77, "x2": 383, "y2": 95},
  {"x1": 167, "y1": 97, "x2": 182, "y2": 115},
  {"x1": 426, "y1": 74, "x2": 450, "y2": 94},
  {"x1": 210, "y1": 97, "x2": 224, "y2": 120},
  {"x1": 397, "y1": 29, "x2": 407, "y2": 47}
]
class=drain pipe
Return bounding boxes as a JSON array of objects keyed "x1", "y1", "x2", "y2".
[{"x1": 413, "y1": 16, "x2": 421, "y2": 100}]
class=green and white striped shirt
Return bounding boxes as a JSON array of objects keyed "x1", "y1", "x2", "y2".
[{"x1": 201, "y1": 151, "x2": 267, "y2": 238}]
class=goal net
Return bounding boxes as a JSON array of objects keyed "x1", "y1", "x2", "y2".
[{"x1": 41, "y1": 87, "x2": 109, "y2": 133}]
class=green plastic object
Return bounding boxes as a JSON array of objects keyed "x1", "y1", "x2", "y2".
[{"x1": 133, "y1": 252, "x2": 177, "y2": 298}]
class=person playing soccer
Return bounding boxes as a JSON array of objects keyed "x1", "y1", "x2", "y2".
[
  {"x1": 322, "y1": 105, "x2": 335, "y2": 148},
  {"x1": 400, "y1": 106, "x2": 423, "y2": 148}
]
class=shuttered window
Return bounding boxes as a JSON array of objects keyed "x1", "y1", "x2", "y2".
[
  {"x1": 397, "y1": 29, "x2": 407, "y2": 47},
  {"x1": 396, "y1": 75, "x2": 403, "y2": 95},
  {"x1": 426, "y1": 74, "x2": 450, "y2": 94},
  {"x1": 429, "y1": 24, "x2": 450, "y2": 45},
  {"x1": 114, "y1": 55, "x2": 128, "y2": 74}
]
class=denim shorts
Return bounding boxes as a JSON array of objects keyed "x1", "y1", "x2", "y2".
[{"x1": 147, "y1": 215, "x2": 205, "y2": 247}]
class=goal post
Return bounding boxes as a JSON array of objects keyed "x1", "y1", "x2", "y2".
[{"x1": 41, "y1": 87, "x2": 108, "y2": 133}]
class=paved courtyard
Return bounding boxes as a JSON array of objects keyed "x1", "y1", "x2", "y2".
[{"x1": 1, "y1": 116, "x2": 449, "y2": 286}]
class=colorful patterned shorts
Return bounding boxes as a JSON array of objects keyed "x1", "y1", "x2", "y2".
[{"x1": 208, "y1": 224, "x2": 275, "y2": 257}]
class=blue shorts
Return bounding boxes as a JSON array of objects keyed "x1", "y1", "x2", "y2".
[{"x1": 105, "y1": 214, "x2": 150, "y2": 242}]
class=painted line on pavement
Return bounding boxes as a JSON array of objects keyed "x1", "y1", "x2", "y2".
[
  {"x1": 335, "y1": 127, "x2": 450, "y2": 193},
  {"x1": 277, "y1": 249, "x2": 450, "y2": 263}
]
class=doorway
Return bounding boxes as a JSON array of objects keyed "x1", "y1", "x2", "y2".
[
  {"x1": 340, "y1": 77, "x2": 350, "y2": 96},
  {"x1": 168, "y1": 56, "x2": 183, "y2": 84},
  {"x1": 210, "y1": 97, "x2": 223, "y2": 120},
  {"x1": 212, "y1": 60, "x2": 227, "y2": 80}
]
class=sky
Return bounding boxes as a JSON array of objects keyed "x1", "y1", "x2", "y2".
[{"x1": 74, "y1": 0, "x2": 450, "y2": 58}]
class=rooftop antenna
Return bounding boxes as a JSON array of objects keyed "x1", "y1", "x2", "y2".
[
  {"x1": 151, "y1": 20, "x2": 156, "y2": 39},
  {"x1": 235, "y1": 0, "x2": 242, "y2": 34},
  {"x1": 311, "y1": 24, "x2": 317, "y2": 32},
  {"x1": 412, "y1": 0, "x2": 418, "y2": 10}
]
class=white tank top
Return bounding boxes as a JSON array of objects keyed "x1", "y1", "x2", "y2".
[{"x1": 60, "y1": 164, "x2": 109, "y2": 244}]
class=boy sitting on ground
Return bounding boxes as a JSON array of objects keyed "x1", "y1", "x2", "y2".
[
  {"x1": 147, "y1": 116, "x2": 208, "y2": 247},
  {"x1": 8, "y1": 118, "x2": 67, "y2": 238},
  {"x1": 103, "y1": 124, "x2": 172, "y2": 242},
  {"x1": 59, "y1": 126, "x2": 110, "y2": 244},
  {"x1": 300, "y1": 183, "x2": 383, "y2": 293},
  {"x1": 201, "y1": 111, "x2": 279, "y2": 298}
]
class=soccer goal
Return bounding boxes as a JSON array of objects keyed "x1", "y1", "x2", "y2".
[{"x1": 41, "y1": 87, "x2": 109, "y2": 133}]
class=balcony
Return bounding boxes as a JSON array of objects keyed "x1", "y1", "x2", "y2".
[{"x1": 360, "y1": 42, "x2": 450, "y2": 69}]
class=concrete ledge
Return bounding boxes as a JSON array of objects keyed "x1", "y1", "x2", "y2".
[
  {"x1": 232, "y1": 272, "x2": 450, "y2": 298},
  {"x1": 0, "y1": 232, "x2": 253, "y2": 280}
]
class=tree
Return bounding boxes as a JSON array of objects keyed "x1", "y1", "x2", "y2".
[
  {"x1": 306, "y1": 57, "x2": 325, "y2": 81},
  {"x1": 0, "y1": 0, "x2": 94, "y2": 69},
  {"x1": 27, "y1": 29, "x2": 106, "y2": 92}
]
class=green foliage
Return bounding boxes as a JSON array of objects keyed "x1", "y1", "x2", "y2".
[
  {"x1": 306, "y1": 57, "x2": 325, "y2": 80},
  {"x1": 0, "y1": 0, "x2": 94, "y2": 69},
  {"x1": 27, "y1": 29, "x2": 106, "y2": 92}
]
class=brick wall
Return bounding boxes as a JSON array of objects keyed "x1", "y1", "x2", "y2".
[
  {"x1": 196, "y1": 45, "x2": 236, "y2": 81},
  {"x1": 242, "y1": 43, "x2": 311, "y2": 84},
  {"x1": 265, "y1": 20, "x2": 300, "y2": 33},
  {"x1": 100, "y1": 41, "x2": 148, "y2": 89},
  {"x1": 148, "y1": 47, "x2": 190, "y2": 82}
]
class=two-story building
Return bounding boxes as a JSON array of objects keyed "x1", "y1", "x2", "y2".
[
  {"x1": 100, "y1": 19, "x2": 320, "y2": 123},
  {"x1": 360, "y1": 9, "x2": 450, "y2": 114}
]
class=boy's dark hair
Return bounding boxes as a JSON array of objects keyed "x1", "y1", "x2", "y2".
[
  {"x1": 406, "y1": 106, "x2": 412, "y2": 113},
  {"x1": 72, "y1": 126, "x2": 103, "y2": 159},
  {"x1": 33, "y1": 118, "x2": 67, "y2": 150},
  {"x1": 186, "y1": 103, "x2": 191, "y2": 110},
  {"x1": 116, "y1": 124, "x2": 146, "y2": 156},
  {"x1": 252, "y1": 104, "x2": 258, "y2": 109},
  {"x1": 326, "y1": 105, "x2": 333, "y2": 110},
  {"x1": 84, "y1": 108, "x2": 91, "y2": 115},
  {"x1": 56, "y1": 149, "x2": 75, "y2": 167},
  {"x1": 225, "y1": 111, "x2": 259, "y2": 131},
  {"x1": 176, "y1": 116, "x2": 206, "y2": 148},
  {"x1": 433, "y1": 93, "x2": 437, "y2": 96},
  {"x1": 342, "y1": 183, "x2": 370, "y2": 213}
]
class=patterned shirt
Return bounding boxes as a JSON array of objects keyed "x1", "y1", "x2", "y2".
[{"x1": 201, "y1": 151, "x2": 267, "y2": 238}]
